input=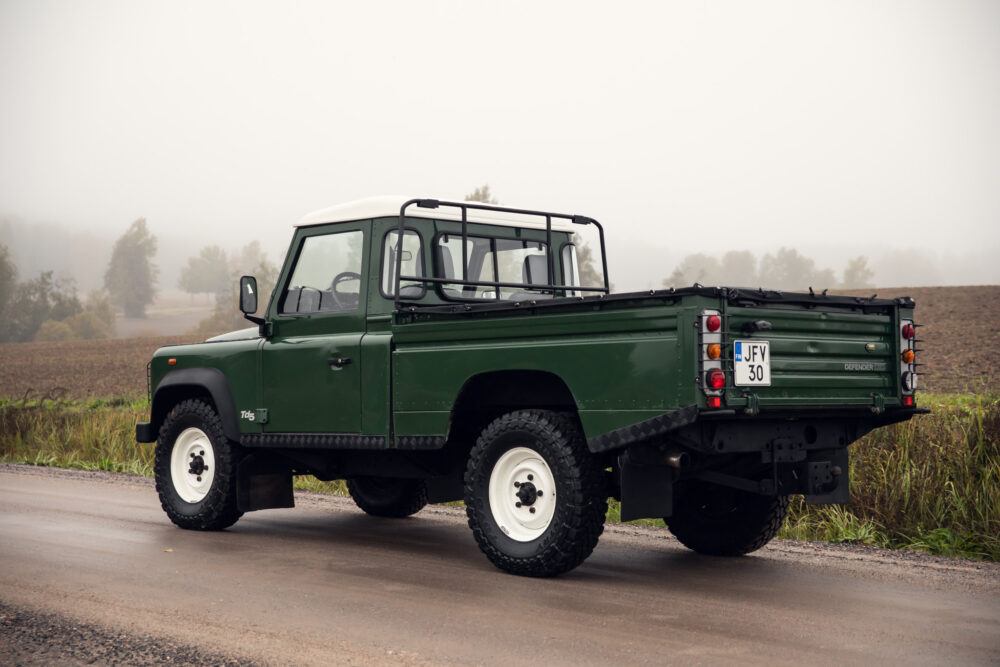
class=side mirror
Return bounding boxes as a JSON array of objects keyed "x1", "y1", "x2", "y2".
[
  {"x1": 240, "y1": 276, "x2": 258, "y2": 314},
  {"x1": 239, "y1": 276, "x2": 268, "y2": 337}
]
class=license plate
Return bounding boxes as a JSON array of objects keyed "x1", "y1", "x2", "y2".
[{"x1": 734, "y1": 340, "x2": 770, "y2": 386}]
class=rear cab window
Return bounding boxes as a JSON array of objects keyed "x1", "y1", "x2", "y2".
[{"x1": 433, "y1": 227, "x2": 575, "y2": 302}]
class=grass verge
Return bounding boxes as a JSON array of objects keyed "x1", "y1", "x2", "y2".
[{"x1": 1, "y1": 393, "x2": 997, "y2": 560}]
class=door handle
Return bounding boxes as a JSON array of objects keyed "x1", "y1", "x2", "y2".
[{"x1": 328, "y1": 357, "x2": 352, "y2": 369}]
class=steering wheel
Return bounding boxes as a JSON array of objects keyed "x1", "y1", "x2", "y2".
[{"x1": 328, "y1": 271, "x2": 361, "y2": 307}]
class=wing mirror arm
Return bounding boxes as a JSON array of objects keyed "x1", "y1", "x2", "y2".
[{"x1": 239, "y1": 276, "x2": 271, "y2": 338}]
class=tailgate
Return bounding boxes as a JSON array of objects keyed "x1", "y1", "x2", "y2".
[{"x1": 722, "y1": 305, "x2": 899, "y2": 408}]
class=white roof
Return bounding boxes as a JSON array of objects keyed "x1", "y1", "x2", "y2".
[{"x1": 296, "y1": 195, "x2": 577, "y2": 232}]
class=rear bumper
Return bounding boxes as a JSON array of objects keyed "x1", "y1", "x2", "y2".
[
  {"x1": 588, "y1": 404, "x2": 930, "y2": 454},
  {"x1": 136, "y1": 422, "x2": 156, "y2": 443}
]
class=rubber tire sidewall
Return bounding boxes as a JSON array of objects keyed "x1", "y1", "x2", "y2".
[
  {"x1": 154, "y1": 399, "x2": 243, "y2": 531},
  {"x1": 666, "y1": 480, "x2": 788, "y2": 556},
  {"x1": 465, "y1": 411, "x2": 607, "y2": 576},
  {"x1": 346, "y1": 477, "x2": 428, "y2": 518}
]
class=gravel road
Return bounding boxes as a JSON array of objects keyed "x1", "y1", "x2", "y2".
[{"x1": 1, "y1": 464, "x2": 998, "y2": 665}]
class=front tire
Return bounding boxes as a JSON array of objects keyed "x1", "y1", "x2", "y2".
[
  {"x1": 665, "y1": 480, "x2": 788, "y2": 556},
  {"x1": 346, "y1": 477, "x2": 428, "y2": 518},
  {"x1": 154, "y1": 399, "x2": 243, "y2": 531},
  {"x1": 464, "y1": 411, "x2": 607, "y2": 577}
]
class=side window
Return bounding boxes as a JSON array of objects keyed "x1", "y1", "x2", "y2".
[
  {"x1": 281, "y1": 230, "x2": 363, "y2": 314},
  {"x1": 382, "y1": 229, "x2": 424, "y2": 298}
]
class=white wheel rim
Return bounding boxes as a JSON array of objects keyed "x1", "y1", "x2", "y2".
[
  {"x1": 170, "y1": 427, "x2": 216, "y2": 503},
  {"x1": 488, "y1": 447, "x2": 557, "y2": 542}
]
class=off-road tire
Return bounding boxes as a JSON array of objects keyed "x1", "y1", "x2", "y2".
[
  {"x1": 346, "y1": 477, "x2": 428, "y2": 518},
  {"x1": 665, "y1": 480, "x2": 788, "y2": 556},
  {"x1": 154, "y1": 399, "x2": 243, "y2": 531},
  {"x1": 464, "y1": 410, "x2": 607, "y2": 577}
]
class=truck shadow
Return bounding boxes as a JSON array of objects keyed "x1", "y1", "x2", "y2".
[{"x1": 204, "y1": 508, "x2": 813, "y2": 596}]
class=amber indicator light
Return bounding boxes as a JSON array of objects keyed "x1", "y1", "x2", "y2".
[
  {"x1": 168, "y1": 358, "x2": 177, "y2": 366},
  {"x1": 707, "y1": 343, "x2": 721, "y2": 360},
  {"x1": 902, "y1": 350, "x2": 915, "y2": 364}
]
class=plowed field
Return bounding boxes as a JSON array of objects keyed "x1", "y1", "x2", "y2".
[{"x1": 0, "y1": 286, "x2": 996, "y2": 399}]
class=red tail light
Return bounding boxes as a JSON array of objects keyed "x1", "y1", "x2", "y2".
[
  {"x1": 707, "y1": 396, "x2": 722, "y2": 408},
  {"x1": 902, "y1": 323, "x2": 914, "y2": 339},
  {"x1": 706, "y1": 369, "x2": 725, "y2": 389},
  {"x1": 706, "y1": 315, "x2": 721, "y2": 332}
]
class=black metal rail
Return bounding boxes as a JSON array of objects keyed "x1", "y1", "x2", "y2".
[{"x1": 393, "y1": 198, "x2": 610, "y2": 312}]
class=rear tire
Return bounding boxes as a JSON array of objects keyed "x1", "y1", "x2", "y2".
[
  {"x1": 154, "y1": 399, "x2": 243, "y2": 531},
  {"x1": 665, "y1": 480, "x2": 788, "y2": 556},
  {"x1": 464, "y1": 410, "x2": 606, "y2": 577},
  {"x1": 346, "y1": 477, "x2": 428, "y2": 518}
]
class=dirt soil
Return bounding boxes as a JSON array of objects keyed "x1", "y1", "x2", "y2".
[
  {"x1": 0, "y1": 335, "x2": 192, "y2": 400},
  {"x1": 838, "y1": 285, "x2": 998, "y2": 393},
  {"x1": 0, "y1": 285, "x2": 996, "y2": 399}
]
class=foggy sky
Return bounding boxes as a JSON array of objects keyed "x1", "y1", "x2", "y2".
[{"x1": 1, "y1": 0, "x2": 998, "y2": 291}]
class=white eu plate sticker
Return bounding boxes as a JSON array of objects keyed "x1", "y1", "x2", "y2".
[{"x1": 734, "y1": 340, "x2": 770, "y2": 386}]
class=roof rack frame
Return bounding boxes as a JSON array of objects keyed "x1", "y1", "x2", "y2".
[{"x1": 393, "y1": 198, "x2": 610, "y2": 311}]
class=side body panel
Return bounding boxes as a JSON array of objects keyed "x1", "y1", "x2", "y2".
[
  {"x1": 391, "y1": 301, "x2": 690, "y2": 439},
  {"x1": 149, "y1": 337, "x2": 263, "y2": 436}
]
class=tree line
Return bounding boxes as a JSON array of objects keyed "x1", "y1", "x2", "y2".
[
  {"x1": 664, "y1": 248, "x2": 875, "y2": 291},
  {"x1": 0, "y1": 188, "x2": 881, "y2": 344},
  {"x1": 0, "y1": 218, "x2": 155, "y2": 343}
]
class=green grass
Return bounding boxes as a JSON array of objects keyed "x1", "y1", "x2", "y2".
[
  {"x1": 778, "y1": 392, "x2": 1000, "y2": 560},
  {"x1": 2, "y1": 393, "x2": 997, "y2": 560}
]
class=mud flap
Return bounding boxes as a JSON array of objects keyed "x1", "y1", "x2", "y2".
[
  {"x1": 237, "y1": 454, "x2": 294, "y2": 512},
  {"x1": 619, "y1": 459, "x2": 675, "y2": 521},
  {"x1": 426, "y1": 475, "x2": 464, "y2": 503}
]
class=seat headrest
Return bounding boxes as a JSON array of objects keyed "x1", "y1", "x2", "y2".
[
  {"x1": 437, "y1": 245, "x2": 455, "y2": 279},
  {"x1": 523, "y1": 254, "x2": 548, "y2": 286}
]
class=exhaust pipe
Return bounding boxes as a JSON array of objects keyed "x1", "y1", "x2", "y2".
[{"x1": 665, "y1": 449, "x2": 689, "y2": 469}]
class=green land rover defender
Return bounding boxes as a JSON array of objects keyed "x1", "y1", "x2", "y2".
[{"x1": 136, "y1": 197, "x2": 926, "y2": 577}]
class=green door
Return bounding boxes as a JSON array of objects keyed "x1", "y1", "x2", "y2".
[{"x1": 261, "y1": 222, "x2": 369, "y2": 433}]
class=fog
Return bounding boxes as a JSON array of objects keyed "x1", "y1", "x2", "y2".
[{"x1": 1, "y1": 0, "x2": 998, "y2": 293}]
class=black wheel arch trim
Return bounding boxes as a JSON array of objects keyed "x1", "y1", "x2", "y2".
[{"x1": 150, "y1": 367, "x2": 241, "y2": 442}]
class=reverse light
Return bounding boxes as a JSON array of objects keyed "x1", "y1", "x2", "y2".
[
  {"x1": 706, "y1": 315, "x2": 721, "y2": 332},
  {"x1": 707, "y1": 343, "x2": 721, "y2": 360},
  {"x1": 706, "y1": 369, "x2": 725, "y2": 389},
  {"x1": 901, "y1": 371, "x2": 918, "y2": 392}
]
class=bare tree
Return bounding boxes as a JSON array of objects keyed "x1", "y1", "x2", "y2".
[
  {"x1": 841, "y1": 256, "x2": 875, "y2": 288},
  {"x1": 465, "y1": 184, "x2": 499, "y2": 204}
]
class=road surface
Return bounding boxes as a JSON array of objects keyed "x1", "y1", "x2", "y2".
[{"x1": 1, "y1": 465, "x2": 998, "y2": 665}]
